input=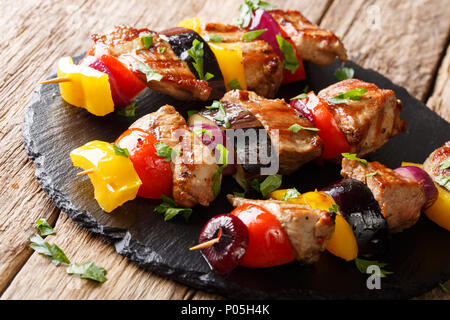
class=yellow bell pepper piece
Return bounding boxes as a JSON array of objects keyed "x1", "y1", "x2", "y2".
[
  {"x1": 208, "y1": 42, "x2": 247, "y2": 91},
  {"x1": 268, "y1": 189, "x2": 290, "y2": 201},
  {"x1": 178, "y1": 17, "x2": 202, "y2": 34},
  {"x1": 425, "y1": 185, "x2": 450, "y2": 231},
  {"x1": 401, "y1": 161, "x2": 423, "y2": 168},
  {"x1": 70, "y1": 141, "x2": 142, "y2": 213},
  {"x1": 57, "y1": 57, "x2": 115, "y2": 116}
]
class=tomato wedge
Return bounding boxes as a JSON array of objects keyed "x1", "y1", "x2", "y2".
[
  {"x1": 115, "y1": 128, "x2": 173, "y2": 199},
  {"x1": 231, "y1": 203, "x2": 294, "y2": 268},
  {"x1": 279, "y1": 28, "x2": 305, "y2": 84}
]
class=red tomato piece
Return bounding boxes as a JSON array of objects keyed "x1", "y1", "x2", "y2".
[
  {"x1": 279, "y1": 28, "x2": 306, "y2": 84},
  {"x1": 115, "y1": 129, "x2": 173, "y2": 199},
  {"x1": 231, "y1": 203, "x2": 295, "y2": 268}
]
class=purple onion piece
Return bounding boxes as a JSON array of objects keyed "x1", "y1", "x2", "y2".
[
  {"x1": 289, "y1": 99, "x2": 315, "y2": 124},
  {"x1": 248, "y1": 9, "x2": 284, "y2": 60}
]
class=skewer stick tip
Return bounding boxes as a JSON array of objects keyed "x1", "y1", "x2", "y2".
[
  {"x1": 189, "y1": 237, "x2": 220, "y2": 251},
  {"x1": 40, "y1": 77, "x2": 71, "y2": 84},
  {"x1": 77, "y1": 168, "x2": 95, "y2": 176}
]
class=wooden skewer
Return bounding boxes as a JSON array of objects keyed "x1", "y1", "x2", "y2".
[
  {"x1": 189, "y1": 237, "x2": 220, "y2": 251},
  {"x1": 77, "y1": 168, "x2": 95, "y2": 176},
  {"x1": 40, "y1": 77, "x2": 71, "y2": 84}
]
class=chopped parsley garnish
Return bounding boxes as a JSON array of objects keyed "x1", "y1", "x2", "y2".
[
  {"x1": 335, "y1": 67, "x2": 355, "y2": 81},
  {"x1": 233, "y1": 192, "x2": 246, "y2": 197},
  {"x1": 111, "y1": 143, "x2": 130, "y2": 158},
  {"x1": 208, "y1": 100, "x2": 231, "y2": 128},
  {"x1": 67, "y1": 262, "x2": 107, "y2": 283},
  {"x1": 158, "y1": 46, "x2": 166, "y2": 54},
  {"x1": 136, "y1": 61, "x2": 163, "y2": 82},
  {"x1": 203, "y1": 33, "x2": 222, "y2": 43},
  {"x1": 366, "y1": 171, "x2": 379, "y2": 177},
  {"x1": 227, "y1": 78, "x2": 243, "y2": 90},
  {"x1": 117, "y1": 103, "x2": 136, "y2": 117},
  {"x1": 187, "y1": 39, "x2": 214, "y2": 81},
  {"x1": 29, "y1": 234, "x2": 70, "y2": 266},
  {"x1": 434, "y1": 175, "x2": 450, "y2": 191},
  {"x1": 234, "y1": 0, "x2": 277, "y2": 28},
  {"x1": 288, "y1": 123, "x2": 319, "y2": 133},
  {"x1": 281, "y1": 188, "x2": 300, "y2": 201},
  {"x1": 154, "y1": 195, "x2": 193, "y2": 221},
  {"x1": 276, "y1": 35, "x2": 300, "y2": 74},
  {"x1": 187, "y1": 109, "x2": 198, "y2": 117},
  {"x1": 328, "y1": 204, "x2": 340, "y2": 214},
  {"x1": 212, "y1": 144, "x2": 229, "y2": 197},
  {"x1": 342, "y1": 153, "x2": 368, "y2": 166},
  {"x1": 251, "y1": 174, "x2": 283, "y2": 198},
  {"x1": 290, "y1": 93, "x2": 308, "y2": 101},
  {"x1": 36, "y1": 219, "x2": 56, "y2": 237},
  {"x1": 438, "y1": 282, "x2": 449, "y2": 294},
  {"x1": 154, "y1": 142, "x2": 178, "y2": 162},
  {"x1": 328, "y1": 88, "x2": 368, "y2": 105},
  {"x1": 242, "y1": 29, "x2": 267, "y2": 42},
  {"x1": 192, "y1": 128, "x2": 213, "y2": 139},
  {"x1": 354, "y1": 258, "x2": 393, "y2": 278},
  {"x1": 135, "y1": 33, "x2": 153, "y2": 49},
  {"x1": 439, "y1": 157, "x2": 450, "y2": 170}
]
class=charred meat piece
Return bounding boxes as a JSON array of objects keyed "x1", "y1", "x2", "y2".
[
  {"x1": 318, "y1": 79, "x2": 406, "y2": 157},
  {"x1": 269, "y1": 10, "x2": 347, "y2": 65},
  {"x1": 341, "y1": 158, "x2": 426, "y2": 233},
  {"x1": 91, "y1": 25, "x2": 212, "y2": 101},
  {"x1": 130, "y1": 105, "x2": 219, "y2": 207},
  {"x1": 227, "y1": 195, "x2": 335, "y2": 264},
  {"x1": 204, "y1": 23, "x2": 283, "y2": 98},
  {"x1": 423, "y1": 141, "x2": 450, "y2": 180}
]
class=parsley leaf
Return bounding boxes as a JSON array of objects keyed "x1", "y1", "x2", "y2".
[
  {"x1": 67, "y1": 262, "x2": 107, "y2": 283},
  {"x1": 328, "y1": 88, "x2": 368, "y2": 105},
  {"x1": 212, "y1": 144, "x2": 229, "y2": 197},
  {"x1": 288, "y1": 123, "x2": 319, "y2": 133},
  {"x1": 366, "y1": 171, "x2": 379, "y2": 177},
  {"x1": 154, "y1": 142, "x2": 178, "y2": 162},
  {"x1": 111, "y1": 143, "x2": 130, "y2": 158},
  {"x1": 187, "y1": 109, "x2": 198, "y2": 117},
  {"x1": 242, "y1": 29, "x2": 267, "y2": 42},
  {"x1": 227, "y1": 78, "x2": 242, "y2": 90},
  {"x1": 154, "y1": 195, "x2": 193, "y2": 221},
  {"x1": 187, "y1": 39, "x2": 214, "y2": 81},
  {"x1": 342, "y1": 153, "x2": 368, "y2": 166},
  {"x1": 328, "y1": 204, "x2": 339, "y2": 214},
  {"x1": 203, "y1": 33, "x2": 222, "y2": 43},
  {"x1": 135, "y1": 33, "x2": 153, "y2": 49},
  {"x1": 209, "y1": 100, "x2": 231, "y2": 128},
  {"x1": 117, "y1": 103, "x2": 136, "y2": 117},
  {"x1": 290, "y1": 93, "x2": 308, "y2": 101},
  {"x1": 439, "y1": 157, "x2": 450, "y2": 170},
  {"x1": 158, "y1": 47, "x2": 166, "y2": 54},
  {"x1": 276, "y1": 35, "x2": 299, "y2": 74},
  {"x1": 29, "y1": 234, "x2": 70, "y2": 266},
  {"x1": 259, "y1": 174, "x2": 283, "y2": 198},
  {"x1": 354, "y1": 258, "x2": 393, "y2": 278},
  {"x1": 233, "y1": 192, "x2": 246, "y2": 197},
  {"x1": 438, "y1": 283, "x2": 449, "y2": 294},
  {"x1": 281, "y1": 188, "x2": 300, "y2": 201},
  {"x1": 136, "y1": 61, "x2": 163, "y2": 82},
  {"x1": 36, "y1": 219, "x2": 56, "y2": 237},
  {"x1": 335, "y1": 67, "x2": 354, "y2": 81},
  {"x1": 192, "y1": 128, "x2": 213, "y2": 138},
  {"x1": 434, "y1": 175, "x2": 450, "y2": 191},
  {"x1": 234, "y1": 0, "x2": 277, "y2": 28}
]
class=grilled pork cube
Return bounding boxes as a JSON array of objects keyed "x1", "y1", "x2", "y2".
[
  {"x1": 318, "y1": 79, "x2": 406, "y2": 157},
  {"x1": 130, "y1": 105, "x2": 219, "y2": 207},
  {"x1": 341, "y1": 158, "x2": 426, "y2": 233},
  {"x1": 228, "y1": 195, "x2": 335, "y2": 264},
  {"x1": 91, "y1": 25, "x2": 211, "y2": 101},
  {"x1": 269, "y1": 10, "x2": 347, "y2": 65},
  {"x1": 204, "y1": 23, "x2": 283, "y2": 98},
  {"x1": 423, "y1": 141, "x2": 450, "y2": 180}
]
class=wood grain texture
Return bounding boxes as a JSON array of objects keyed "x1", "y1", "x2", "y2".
[
  {"x1": 0, "y1": 0, "x2": 448, "y2": 300},
  {"x1": 427, "y1": 44, "x2": 450, "y2": 122}
]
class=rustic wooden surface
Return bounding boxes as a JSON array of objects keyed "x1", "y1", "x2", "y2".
[{"x1": 0, "y1": 0, "x2": 449, "y2": 300}]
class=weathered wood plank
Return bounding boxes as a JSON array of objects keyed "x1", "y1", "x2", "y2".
[{"x1": 426, "y1": 45, "x2": 450, "y2": 122}]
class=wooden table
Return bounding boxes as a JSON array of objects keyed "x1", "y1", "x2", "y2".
[{"x1": 0, "y1": 0, "x2": 449, "y2": 300}]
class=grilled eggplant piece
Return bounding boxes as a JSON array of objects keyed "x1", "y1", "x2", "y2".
[
  {"x1": 204, "y1": 23, "x2": 283, "y2": 98},
  {"x1": 130, "y1": 105, "x2": 219, "y2": 207},
  {"x1": 269, "y1": 9, "x2": 347, "y2": 66},
  {"x1": 318, "y1": 79, "x2": 406, "y2": 157},
  {"x1": 227, "y1": 195, "x2": 335, "y2": 264},
  {"x1": 91, "y1": 25, "x2": 212, "y2": 101},
  {"x1": 323, "y1": 178, "x2": 388, "y2": 257},
  {"x1": 341, "y1": 158, "x2": 426, "y2": 233}
]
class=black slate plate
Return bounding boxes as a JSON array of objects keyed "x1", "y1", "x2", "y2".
[{"x1": 23, "y1": 57, "x2": 450, "y2": 299}]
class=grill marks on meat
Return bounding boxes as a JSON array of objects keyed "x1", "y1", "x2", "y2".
[
  {"x1": 204, "y1": 23, "x2": 283, "y2": 98},
  {"x1": 91, "y1": 25, "x2": 211, "y2": 101},
  {"x1": 130, "y1": 105, "x2": 218, "y2": 207},
  {"x1": 220, "y1": 90, "x2": 323, "y2": 174},
  {"x1": 319, "y1": 79, "x2": 406, "y2": 157},
  {"x1": 228, "y1": 195, "x2": 335, "y2": 264},
  {"x1": 269, "y1": 10, "x2": 347, "y2": 66},
  {"x1": 341, "y1": 158, "x2": 426, "y2": 233},
  {"x1": 423, "y1": 141, "x2": 450, "y2": 180}
]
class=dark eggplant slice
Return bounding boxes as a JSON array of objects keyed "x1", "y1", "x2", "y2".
[
  {"x1": 160, "y1": 27, "x2": 225, "y2": 99},
  {"x1": 323, "y1": 178, "x2": 389, "y2": 257}
]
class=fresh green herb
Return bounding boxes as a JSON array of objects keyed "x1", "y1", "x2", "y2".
[
  {"x1": 192, "y1": 128, "x2": 213, "y2": 138},
  {"x1": 154, "y1": 195, "x2": 193, "y2": 221},
  {"x1": 117, "y1": 103, "x2": 136, "y2": 117},
  {"x1": 212, "y1": 144, "x2": 229, "y2": 197},
  {"x1": 111, "y1": 143, "x2": 130, "y2": 158},
  {"x1": 67, "y1": 261, "x2": 107, "y2": 283},
  {"x1": 439, "y1": 157, "x2": 450, "y2": 170},
  {"x1": 154, "y1": 142, "x2": 178, "y2": 162},
  {"x1": 227, "y1": 78, "x2": 242, "y2": 90},
  {"x1": 288, "y1": 123, "x2": 319, "y2": 133},
  {"x1": 259, "y1": 174, "x2": 283, "y2": 198},
  {"x1": 328, "y1": 88, "x2": 368, "y2": 105},
  {"x1": 438, "y1": 282, "x2": 449, "y2": 294},
  {"x1": 136, "y1": 33, "x2": 153, "y2": 49},
  {"x1": 342, "y1": 153, "x2": 368, "y2": 166},
  {"x1": 434, "y1": 175, "x2": 450, "y2": 191},
  {"x1": 354, "y1": 258, "x2": 393, "y2": 278},
  {"x1": 187, "y1": 39, "x2": 214, "y2": 81},
  {"x1": 281, "y1": 188, "x2": 300, "y2": 201},
  {"x1": 250, "y1": 178, "x2": 261, "y2": 193},
  {"x1": 136, "y1": 61, "x2": 163, "y2": 82},
  {"x1": 36, "y1": 219, "x2": 56, "y2": 237},
  {"x1": 290, "y1": 93, "x2": 308, "y2": 101},
  {"x1": 187, "y1": 110, "x2": 198, "y2": 117},
  {"x1": 335, "y1": 67, "x2": 354, "y2": 81},
  {"x1": 234, "y1": 0, "x2": 277, "y2": 28},
  {"x1": 328, "y1": 204, "x2": 340, "y2": 214},
  {"x1": 203, "y1": 33, "x2": 222, "y2": 43},
  {"x1": 29, "y1": 234, "x2": 70, "y2": 266},
  {"x1": 233, "y1": 192, "x2": 246, "y2": 197},
  {"x1": 366, "y1": 171, "x2": 379, "y2": 177},
  {"x1": 242, "y1": 29, "x2": 267, "y2": 42},
  {"x1": 276, "y1": 35, "x2": 299, "y2": 74},
  {"x1": 158, "y1": 46, "x2": 166, "y2": 54},
  {"x1": 210, "y1": 100, "x2": 230, "y2": 128}
]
